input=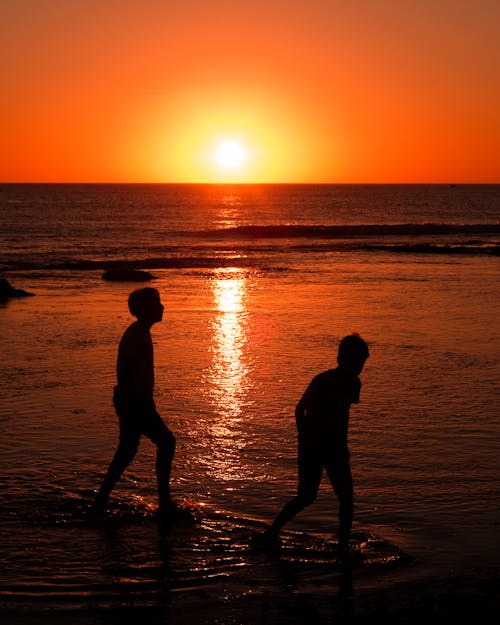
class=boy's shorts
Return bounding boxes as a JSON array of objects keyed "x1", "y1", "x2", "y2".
[
  {"x1": 297, "y1": 433, "x2": 351, "y2": 499},
  {"x1": 113, "y1": 385, "x2": 174, "y2": 447}
]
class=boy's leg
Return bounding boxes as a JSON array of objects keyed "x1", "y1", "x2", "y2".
[
  {"x1": 326, "y1": 461, "x2": 353, "y2": 549},
  {"x1": 266, "y1": 440, "x2": 322, "y2": 538},
  {"x1": 92, "y1": 421, "x2": 140, "y2": 512},
  {"x1": 142, "y1": 409, "x2": 176, "y2": 516}
]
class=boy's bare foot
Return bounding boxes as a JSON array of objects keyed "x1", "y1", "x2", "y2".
[
  {"x1": 337, "y1": 541, "x2": 362, "y2": 562},
  {"x1": 89, "y1": 492, "x2": 107, "y2": 515},
  {"x1": 250, "y1": 529, "x2": 281, "y2": 549},
  {"x1": 158, "y1": 500, "x2": 197, "y2": 525}
]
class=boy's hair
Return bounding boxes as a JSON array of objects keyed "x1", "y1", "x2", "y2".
[
  {"x1": 128, "y1": 287, "x2": 160, "y2": 318},
  {"x1": 338, "y1": 333, "x2": 369, "y2": 363}
]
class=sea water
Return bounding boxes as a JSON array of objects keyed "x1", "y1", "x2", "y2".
[{"x1": 0, "y1": 184, "x2": 499, "y2": 609}]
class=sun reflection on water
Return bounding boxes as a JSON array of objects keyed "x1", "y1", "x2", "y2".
[
  {"x1": 205, "y1": 268, "x2": 251, "y2": 483},
  {"x1": 211, "y1": 268, "x2": 248, "y2": 419},
  {"x1": 215, "y1": 192, "x2": 243, "y2": 228}
]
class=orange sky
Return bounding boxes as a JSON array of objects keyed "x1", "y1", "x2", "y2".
[{"x1": 1, "y1": 0, "x2": 499, "y2": 183}]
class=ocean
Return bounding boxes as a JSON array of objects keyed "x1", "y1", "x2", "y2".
[{"x1": 1, "y1": 183, "x2": 499, "y2": 622}]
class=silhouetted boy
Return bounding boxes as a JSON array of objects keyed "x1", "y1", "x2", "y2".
[
  {"x1": 261, "y1": 334, "x2": 369, "y2": 553},
  {"x1": 92, "y1": 287, "x2": 177, "y2": 521}
]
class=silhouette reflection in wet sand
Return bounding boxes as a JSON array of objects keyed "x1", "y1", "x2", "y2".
[
  {"x1": 92, "y1": 288, "x2": 180, "y2": 523},
  {"x1": 255, "y1": 334, "x2": 369, "y2": 557}
]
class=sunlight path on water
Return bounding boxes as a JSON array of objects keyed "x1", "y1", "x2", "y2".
[{"x1": 204, "y1": 268, "x2": 251, "y2": 483}]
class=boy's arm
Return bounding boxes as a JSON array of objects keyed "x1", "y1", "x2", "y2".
[
  {"x1": 295, "y1": 398, "x2": 307, "y2": 431},
  {"x1": 117, "y1": 328, "x2": 139, "y2": 388},
  {"x1": 117, "y1": 325, "x2": 153, "y2": 397},
  {"x1": 295, "y1": 375, "x2": 319, "y2": 431},
  {"x1": 295, "y1": 374, "x2": 322, "y2": 432}
]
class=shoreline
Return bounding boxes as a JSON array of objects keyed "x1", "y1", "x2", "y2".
[
  {"x1": 2, "y1": 567, "x2": 498, "y2": 624},
  {"x1": 1, "y1": 511, "x2": 498, "y2": 624}
]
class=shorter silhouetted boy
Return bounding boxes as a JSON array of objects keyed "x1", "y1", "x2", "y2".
[
  {"x1": 92, "y1": 288, "x2": 177, "y2": 521},
  {"x1": 261, "y1": 334, "x2": 369, "y2": 553}
]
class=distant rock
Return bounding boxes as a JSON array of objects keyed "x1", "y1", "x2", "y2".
[
  {"x1": 0, "y1": 278, "x2": 35, "y2": 298},
  {"x1": 102, "y1": 269, "x2": 155, "y2": 282}
]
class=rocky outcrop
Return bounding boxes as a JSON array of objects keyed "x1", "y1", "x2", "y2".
[
  {"x1": 0, "y1": 278, "x2": 35, "y2": 298},
  {"x1": 102, "y1": 269, "x2": 155, "y2": 282}
]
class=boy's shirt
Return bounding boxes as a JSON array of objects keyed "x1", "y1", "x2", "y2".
[
  {"x1": 297, "y1": 367, "x2": 361, "y2": 443},
  {"x1": 116, "y1": 321, "x2": 155, "y2": 400}
]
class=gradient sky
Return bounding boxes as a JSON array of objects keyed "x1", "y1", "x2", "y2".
[{"x1": 1, "y1": 0, "x2": 499, "y2": 183}]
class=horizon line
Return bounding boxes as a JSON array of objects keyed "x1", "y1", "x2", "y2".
[{"x1": 2, "y1": 181, "x2": 499, "y2": 186}]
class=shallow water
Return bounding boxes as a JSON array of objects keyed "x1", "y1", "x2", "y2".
[{"x1": 1, "y1": 184, "x2": 499, "y2": 613}]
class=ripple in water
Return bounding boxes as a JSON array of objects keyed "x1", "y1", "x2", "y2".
[{"x1": 0, "y1": 490, "x2": 411, "y2": 612}]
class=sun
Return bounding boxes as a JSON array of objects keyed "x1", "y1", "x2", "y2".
[{"x1": 213, "y1": 139, "x2": 247, "y2": 171}]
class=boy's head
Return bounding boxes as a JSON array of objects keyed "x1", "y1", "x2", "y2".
[
  {"x1": 337, "y1": 333, "x2": 369, "y2": 375},
  {"x1": 128, "y1": 287, "x2": 164, "y2": 324}
]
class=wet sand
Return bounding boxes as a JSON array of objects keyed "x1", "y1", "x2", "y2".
[
  {"x1": 3, "y1": 568, "x2": 498, "y2": 624},
  {"x1": 1, "y1": 507, "x2": 498, "y2": 624}
]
